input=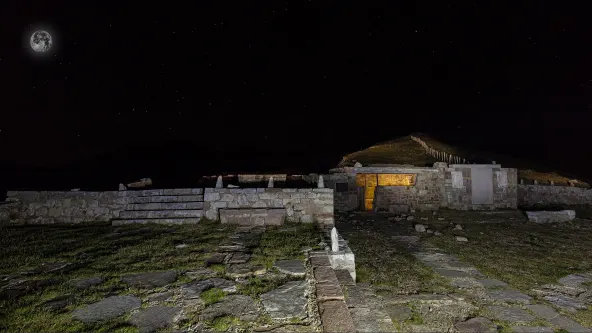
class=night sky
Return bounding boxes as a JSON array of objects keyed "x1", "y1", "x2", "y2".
[{"x1": 0, "y1": 1, "x2": 590, "y2": 190}]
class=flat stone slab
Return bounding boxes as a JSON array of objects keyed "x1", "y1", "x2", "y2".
[
  {"x1": 205, "y1": 253, "x2": 228, "y2": 266},
  {"x1": 559, "y1": 274, "x2": 592, "y2": 287},
  {"x1": 550, "y1": 315, "x2": 592, "y2": 333},
  {"x1": 273, "y1": 260, "x2": 305, "y2": 277},
  {"x1": 511, "y1": 327, "x2": 554, "y2": 333},
  {"x1": 486, "y1": 289, "x2": 532, "y2": 304},
  {"x1": 185, "y1": 268, "x2": 216, "y2": 279},
  {"x1": 454, "y1": 317, "x2": 496, "y2": 333},
  {"x1": 435, "y1": 268, "x2": 472, "y2": 278},
  {"x1": 42, "y1": 294, "x2": 74, "y2": 311},
  {"x1": 350, "y1": 306, "x2": 396, "y2": 332},
  {"x1": 382, "y1": 293, "x2": 456, "y2": 305},
  {"x1": 72, "y1": 295, "x2": 141, "y2": 323},
  {"x1": 226, "y1": 264, "x2": 254, "y2": 279},
  {"x1": 318, "y1": 300, "x2": 356, "y2": 333},
  {"x1": 477, "y1": 278, "x2": 508, "y2": 288},
  {"x1": 486, "y1": 306, "x2": 535, "y2": 323},
  {"x1": 526, "y1": 304, "x2": 560, "y2": 320},
  {"x1": 310, "y1": 255, "x2": 331, "y2": 267},
  {"x1": 218, "y1": 245, "x2": 247, "y2": 252},
  {"x1": 122, "y1": 271, "x2": 177, "y2": 288},
  {"x1": 181, "y1": 278, "x2": 236, "y2": 299},
  {"x1": 384, "y1": 305, "x2": 412, "y2": 322},
  {"x1": 71, "y1": 277, "x2": 103, "y2": 289},
  {"x1": 148, "y1": 291, "x2": 174, "y2": 302},
  {"x1": 313, "y1": 267, "x2": 339, "y2": 285},
  {"x1": 544, "y1": 294, "x2": 587, "y2": 312},
  {"x1": 316, "y1": 282, "x2": 345, "y2": 301},
  {"x1": 199, "y1": 295, "x2": 259, "y2": 322},
  {"x1": 129, "y1": 306, "x2": 182, "y2": 333},
  {"x1": 260, "y1": 281, "x2": 307, "y2": 320},
  {"x1": 526, "y1": 210, "x2": 576, "y2": 223},
  {"x1": 450, "y1": 278, "x2": 480, "y2": 289},
  {"x1": 226, "y1": 252, "x2": 251, "y2": 264}
]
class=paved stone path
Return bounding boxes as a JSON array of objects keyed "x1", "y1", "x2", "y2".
[{"x1": 384, "y1": 231, "x2": 592, "y2": 333}]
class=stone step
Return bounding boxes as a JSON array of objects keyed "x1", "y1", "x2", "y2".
[
  {"x1": 119, "y1": 210, "x2": 203, "y2": 219},
  {"x1": 112, "y1": 218, "x2": 202, "y2": 225},
  {"x1": 123, "y1": 188, "x2": 203, "y2": 196},
  {"x1": 126, "y1": 202, "x2": 204, "y2": 211},
  {"x1": 128, "y1": 195, "x2": 204, "y2": 204}
]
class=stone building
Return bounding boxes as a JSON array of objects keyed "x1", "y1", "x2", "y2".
[{"x1": 318, "y1": 162, "x2": 517, "y2": 212}]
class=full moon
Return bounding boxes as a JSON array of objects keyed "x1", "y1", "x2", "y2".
[{"x1": 30, "y1": 30, "x2": 52, "y2": 53}]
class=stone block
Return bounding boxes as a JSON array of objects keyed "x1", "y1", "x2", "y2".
[
  {"x1": 526, "y1": 210, "x2": 576, "y2": 223},
  {"x1": 219, "y1": 209, "x2": 285, "y2": 226},
  {"x1": 318, "y1": 300, "x2": 356, "y2": 333},
  {"x1": 313, "y1": 267, "x2": 339, "y2": 284},
  {"x1": 316, "y1": 282, "x2": 344, "y2": 301}
]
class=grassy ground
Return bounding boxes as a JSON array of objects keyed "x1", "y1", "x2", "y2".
[
  {"x1": 0, "y1": 220, "x2": 322, "y2": 333},
  {"x1": 426, "y1": 216, "x2": 592, "y2": 326},
  {"x1": 337, "y1": 214, "x2": 451, "y2": 294}
]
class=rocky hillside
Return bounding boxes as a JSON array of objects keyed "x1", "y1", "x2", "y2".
[{"x1": 338, "y1": 133, "x2": 590, "y2": 188}]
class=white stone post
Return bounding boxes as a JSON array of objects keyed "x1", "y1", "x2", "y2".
[
  {"x1": 331, "y1": 227, "x2": 339, "y2": 252},
  {"x1": 318, "y1": 175, "x2": 325, "y2": 188},
  {"x1": 215, "y1": 176, "x2": 223, "y2": 189},
  {"x1": 268, "y1": 176, "x2": 274, "y2": 188}
]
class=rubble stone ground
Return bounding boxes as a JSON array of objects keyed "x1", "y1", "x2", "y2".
[
  {"x1": 0, "y1": 220, "x2": 323, "y2": 332},
  {"x1": 337, "y1": 209, "x2": 592, "y2": 333}
]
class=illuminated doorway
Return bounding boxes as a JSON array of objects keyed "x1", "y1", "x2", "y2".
[{"x1": 356, "y1": 173, "x2": 417, "y2": 211}]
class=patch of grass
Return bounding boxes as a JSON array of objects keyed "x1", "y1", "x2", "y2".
[
  {"x1": 250, "y1": 222, "x2": 321, "y2": 269},
  {"x1": 209, "y1": 315, "x2": 241, "y2": 332},
  {"x1": 200, "y1": 288, "x2": 225, "y2": 306},
  {"x1": 209, "y1": 264, "x2": 226, "y2": 275},
  {"x1": 344, "y1": 229, "x2": 451, "y2": 294},
  {"x1": 237, "y1": 275, "x2": 294, "y2": 297}
]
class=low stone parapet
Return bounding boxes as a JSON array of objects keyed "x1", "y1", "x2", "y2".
[
  {"x1": 526, "y1": 210, "x2": 576, "y2": 223},
  {"x1": 219, "y1": 208, "x2": 285, "y2": 226}
]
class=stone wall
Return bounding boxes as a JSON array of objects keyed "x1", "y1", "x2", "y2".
[
  {"x1": 320, "y1": 174, "x2": 358, "y2": 212},
  {"x1": 374, "y1": 169, "x2": 443, "y2": 212},
  {"x1": 443, "y1": 166, "x2": 518, "y2": 210},
  {"x1": 203, "y1": 188, "x2": 334, "y2": 226},
  {"x1": 2, "y1": 190, "x2": 128, "y2": 224},
  {"x1": 518, "y1": 184, "x2": 592, "y2": 207}
]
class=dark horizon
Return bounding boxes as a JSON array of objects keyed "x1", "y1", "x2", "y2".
[{"x1": 1, "y1": 2, "x2": 590, "y2": 191}]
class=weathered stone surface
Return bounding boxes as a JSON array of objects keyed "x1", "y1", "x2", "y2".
[
  {"x1": 148, "y1": 291, "x2": 174, "y2": 302},
  {"x1": 316, "y1": 282, "x2": 345, "y2": 301},
  {"x1": 22, "y1": 261, "x2": 77, "y2": 275},
  {"x1": 273, "y1": 260, "x2": 305, "y2": 277},
  {"x1": 414, "y1": 224, "x2": 426, "y2": 232},
  {"x1": 72, "y1": 295, "x2": 141, "y2": 323},
  {"x1": 313, "y1": 267, "x2": 339, "y2": 284},
  {"x1": 318, "y1": 300, "x2": 356, "y2": 333},
  {"x1": 450, "y1": 278, "x2": 479, "y2": 289},
  {"x1": 204, "y1": 253, "x2": 227, "y2": 266},
  {"x1": 122, "y1": 271, "x2": 177, "y2": 288},
  {"x1": 381, "y1": 293, "x2": 455, "y2": 305},
  {"x1": 261, "y1": 281, "x2": 307, "y2": 320},
  {"x1": 486, "y1": 306, "x2": 535, "y2": 323},
  {"x1": 226, "y1": 264, "x2": 254, "y2": 279},
  {"x1": 0, "y1": 278, "x2": 57, "y2": 300},
  {"x1": 226, "y1": 252, "x2": 251, "y2": 264},
  {"x1": 526, "y1": 210, "x2": 576, "y2": 223},
  {"x1": 71, "y1": 277, "x2": 103, "y2": 289},
  {"x1": 455, "y1": 236, "x2": 468, "y2": 242},
  {"x1": 559, "y1": 274, "x2": 592, "y2": 287},
  {"x1": 384, "y1": 305, "x2": 412, "y2": 322},
  {"x1": 349, "y1": 306, "x2": 396, "y2": 332},
  {"x1": 511, "y1": 326, "x2": 554, "y2": 333},
  {"x1": 335, "y1": 269, "x2": 356, "y2": 286},
  {"x1": 185, "y1": 268, "x2": 216, "y2": 279},
  {"x1": 550, "y1": 315, "x2": 592, "y2": 333},
  {"x1": 129, "y1": 306, "x2": 182, "y2": 333},
  {"x1": 477, "y1": 278, "x2": 508, "y2": 288},
  {"x1": 454, "y1": 317, "x2": 496, "y2": 333},
  {"x1": 310, "y1": 255, "x2": 331, "y2": 267},
  {"x1": 42, "y1": 294, "x2": 74, "y2": 311},
  {"x1": 219, "y1": 209, "x2": 285, "y2": 226},
  {"x1": 435, "y1": 269, "x2": 471, "y2": 278},
  {"x1": 544, "y1": 294, "x2": 587, "y2": 312},
  {"x1": 526, "y1": 304, "x2": 559, "y2": 320},
  {"x1": 199, "y1": 295, "x2": 259, "y2": 321},
  {"x1": 486, "y1": 289, "x2": 532, "y2": 303},
  {"x1": 181, "y1": 280, "x2": 214, "y2": 299}
]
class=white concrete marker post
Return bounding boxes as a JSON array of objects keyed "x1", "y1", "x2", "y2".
[
  {"x1": 331, "y1": 227, "x2": 339, "y2": 252},
  {"x1": 215, "y1": 176, "x2": 223, "y2": 189},
  {"x1": 268, "y1": 176, "x2": 274, "y2": 188},
  {"x1": 318, "y1": 175, "x2": 324, "y2": 188}
]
